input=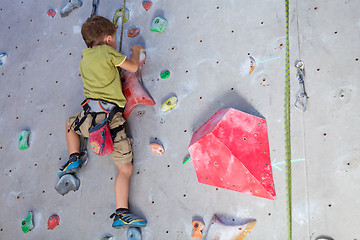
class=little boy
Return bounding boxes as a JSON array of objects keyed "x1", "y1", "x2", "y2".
[{"x1": 58, "y1": 16, "x2": 146, "y2": 228}]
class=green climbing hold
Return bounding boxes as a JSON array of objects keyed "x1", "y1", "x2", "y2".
[
  {"x1": 113, "y1": 8, "x2": 130, "y2": 25},
  {"x1": 183, "y1": 155, "x2": 191, "y2": 164},
  {"x1": 161, "y1": 96, "x2": 177, "y2": 112},
  {"x1": 150, "y1": 16, "x2": 168, "y2": 33},
  {"x1": 18, "y1": 130, "x2": 31, "y2": 150},
  {"x1": 21, "y1": 211, "x2": 34, "y2": 233},
  {"x1": 160, "y1": 70, "x2": 170, "y2": 79},
  {"x1": 101, "y1": 235, "x2": 114, "y2": 240}
]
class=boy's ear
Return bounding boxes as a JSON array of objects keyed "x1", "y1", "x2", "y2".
[{"x1": 104, "y1": 35, "x2": 112, "y2": 45}]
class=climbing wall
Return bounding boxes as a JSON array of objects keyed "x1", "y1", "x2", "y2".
[{"x1": 0, "y1": 0, "x2": 359, "y2": 239}]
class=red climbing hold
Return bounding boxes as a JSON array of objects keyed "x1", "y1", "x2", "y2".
[
  {"x1": 188, "y1": 108, "x2": 275, "y2": 200},
  {"x1": 142, "y1": 1, "x2": 152, "y2": 11},
  {"x1": 47, "y1": 9, "x2": 56, "y2": 18},
  {"x1": 47, "y1": 214, "x2": 60, "y2": 230},
  {"x1": 122, "y1": 52, "x2": 155, "y2": 119}
]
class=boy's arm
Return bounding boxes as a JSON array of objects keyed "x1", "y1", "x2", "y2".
[{"x1": 117, "y1": 45, "x2": 145, "y2": 73}]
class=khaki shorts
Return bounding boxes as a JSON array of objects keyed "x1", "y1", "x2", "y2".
[{"x1": 67, "y1": 110, "x2": 133, "y2": 165}]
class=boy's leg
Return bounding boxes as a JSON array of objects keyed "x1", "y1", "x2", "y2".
[
  {"x1": 114, "y1": 162, "x2": 133, "y2": 209},
  {"x1": 58, "y1": 118, "x2": 83, "y2": 178},
  {"x1": 110, "y1": 118, "x2": 146, "y2": 228},
  {"x1": 65, "y1": 120, "x2": 80, "y2": 155},
  {"x1": 110, "y1": 161, "x2": 146, "y2": 228}
]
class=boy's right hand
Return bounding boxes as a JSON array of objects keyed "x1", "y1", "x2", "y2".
[{"x1": 131, "y1": 45, "x2": 145, "y2": 53}]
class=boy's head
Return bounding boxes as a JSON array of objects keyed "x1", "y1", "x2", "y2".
[{"x1": 81, "y1": 16, "x2": 117, "y2": 48}]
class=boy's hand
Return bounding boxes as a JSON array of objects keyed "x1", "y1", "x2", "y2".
[{"x1": 131, "y1": 45, "x2": 145, "y2": 53}]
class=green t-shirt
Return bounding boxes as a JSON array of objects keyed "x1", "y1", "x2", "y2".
[{"x1": 80, "y1": 45, "x2": 127, "y2": 107}]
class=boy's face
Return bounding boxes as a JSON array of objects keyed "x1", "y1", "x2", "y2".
[{"x1": 105, "y1": 33, "x2": 117, "y2": 49}]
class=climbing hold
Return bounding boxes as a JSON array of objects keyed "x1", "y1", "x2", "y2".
[
  {"x1": 183, "y1": 155, "x2": 191, "y2": 164},
  {"x1": 0, "y1": 53, "x2": 8, "y2": 68},
  {"x1": 150, "y1": 16, "x2": 168, "y2": 33},
  {"x1": 127, "y1": 227, "x2": 141, "y2": 240},
  {"x1": 47, "y1": 9, "x2": 56, "y2": 18},
  {"x1": 101, "y1": 235, "x2": 114, "y2": 240},
  {"x1": 142, "y1": 1, "x2": 152, "y2": 11},
  {"x1": 128, "y1": 28, "x2": 140, "y2": 38},
  {"x1": 160, "y1": 70, "x2": 170, "y2": 79},
  {"x1": 18, "y1": 130, "x2": 31, "y2": 150},
  {"x1": 161, "y1": 96, "x2": 177, "y2": 112},
  {"x1": 54, "y1": 173, "x2": 80, "y2": 195},
  {"x1": 188, "y1": 108, "x2": 275, "y2": 200},
  {"x1": 249, "y1": 56, "x2": 256, "y2": 75},
  {"x1": 21, "y1": 211, "x2": 34, "y2": 233},
  {"x1": 47, "y1": 214, "x2": 60, "y2": 230},
  {"x1": 122, "y1": 52, "x2": 155, "y2": 119},
  {"x1": 60, "y1": 0, "x2": 83, "y2": 18},
  {"x1": 191, "y1": 220, "x2": 205, "y2": 239},
  {"x1": 205, "y1": 215, "x2": 256, "y2": 240},
  {"x1": 149, "y1": 142, "x2": 165, "y2": 155},
  {"x1": 113, "y1": 8, "x2": 130, "y2": 25}
]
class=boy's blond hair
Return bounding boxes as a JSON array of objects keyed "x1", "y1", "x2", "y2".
[{"x1": 81, "y1": 16, "x2": 117, "y2": 48}]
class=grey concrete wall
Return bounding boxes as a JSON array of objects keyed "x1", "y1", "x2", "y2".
[{"x1": 0, "y1": 0, "x2": 359, "y2": 239}]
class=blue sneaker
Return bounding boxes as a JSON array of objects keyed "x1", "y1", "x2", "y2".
[
  {"x1": 58, "y1": 154, "x2": 82, "y2": 178},
  {"x1": 110, "y1": 211, "x2": 147, "y2": 228}
]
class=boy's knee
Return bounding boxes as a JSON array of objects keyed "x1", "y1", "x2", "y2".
[{"x1": 117, "y1": 162, "x2": 133, "y2": 177}]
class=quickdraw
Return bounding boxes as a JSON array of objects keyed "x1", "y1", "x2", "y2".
[{"x1": 294, "y1": 60, "x2": 308, "y2": 112}]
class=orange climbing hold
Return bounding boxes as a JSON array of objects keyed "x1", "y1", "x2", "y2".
[
  {"x1": 149, "y1": 143, "x2": 165, "y2": 155},
  {"x1": 191, "y1": 220, "x2": 205, "y2": 239},
  {"x1": 128, "y1": 28, "x2": 140, "y2": 38},
  {"x1": 249, "y1": 56, "x2": 256, "y2": 75}
]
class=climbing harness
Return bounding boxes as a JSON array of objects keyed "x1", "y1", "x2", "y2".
[
  {"x1": 70, "y1": 99, "x2": 124, "y2": 155},
  {"x1": 284, "y1": 0, "x2": 292, "y2": 239},
  {"x1": 91, "y1": 0, "x2": 99, "y2": 17},
  {"x1": 294, "y1": 60, "x2": 308, "y2": 112}
]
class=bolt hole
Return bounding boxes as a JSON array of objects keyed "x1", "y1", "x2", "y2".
[
  {"x1": 231, "y1": 88, "x2": 234, "y2": 90},
  {"x1": 183, "y1": 194, "x2": 186, "y2": 197},
  {"x1": 334, "y1": 31, "x2": 338, "y2": 34},
  {"x1": 166, "y1": 231, "x2": 169, "y2": 233},
  {"x1": 200, "y1": 40, "x2": 203, "y2": 43},
  {"x1": 186, "y1": 16, "x2": 189, "y2": 19},
  {"x1": 152, "y1": 201, "x2": 155, "y2": 204},
  {"x1": 261, "y1": 21, "x2": 264, "y2": 24},
  {"x1": 34, "y1": 163, "x2": 37, "y2": 166},
  {"x1": 216, "y1": 6, "x2": 219, "y2": 9},
  {"x1": 93, "y1": 212, "x2": 96, "y2": 215},
  {"x1": 30, "y1": 88, "x2": 33, "y2": 90},
  {"x1": 185, "y1": 70, "x2": 189, "y2": 73},
  {"x1": 323, "y1": 133, "x2": 327, "y2": 136},
  {"x1": 268, "y1": 212, "x2": 271, "y2": 216},
  {"x1": 167, "y1": 165, "x2": 170, "y2": 168},
  {"x1": 355, "y1": 58, "x2": 359, "y2": 61},
  {"x1": 317, "y1": 68, "x2": 320, "y2": 71},
  {"x1": 243, "y1": 137, "x2": 247, "y2": 141},
  {"x1": 347, "y1": 162, "x2": 350, "y2": 166},
  {"x1": 199, "y1": 96, "x2": 202, "y2": 99},
  {"x1": 328, "y1": 204, "x2": 332, "y2": 207},
  {"x1": 43, "y1": 190, "x2": 45, "y2": 193},
  {"x1": 110, "y1": 177, "x2": 113, "y2": 180}
]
